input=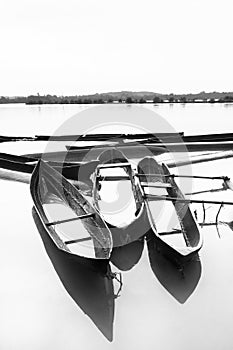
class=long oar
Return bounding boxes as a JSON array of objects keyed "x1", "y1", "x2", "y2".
[
  {"x1": 167, "y1": 150, "x2": 233, "y2": 168},
  {"x1": 185, "y1": 187, "x2": 228, "y2": 196},
  {"x1": 138, "y1": 172, "x2": 233, "y2": 193},
  {"x1": 137, "y1": 173, "x2": 230, "y2": 180},
  {"x1": 145, "y1": 194, "x2": 233, "y2": 206}
]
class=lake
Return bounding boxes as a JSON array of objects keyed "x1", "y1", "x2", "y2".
[{"x1": 1, "y1": 103, "x2": 233, "y2": 350}]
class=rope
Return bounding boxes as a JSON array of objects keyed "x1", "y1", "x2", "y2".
[{"x1": 108, "y1": 272, "x2": 123, "y2": 298}]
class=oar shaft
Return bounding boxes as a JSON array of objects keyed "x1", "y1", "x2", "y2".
[
  {"x1": 185, "y1": 187, "x2": 225, "y2": 195},
  {"x1": 137, "y1": 173, "x2": 228, "y2": 180},
  {"x1": 173, "y1": 174, "x2": 228, "y2": 180},
  {"x1": 145, "y1": 194, "x2": 233, "y2": 206}
]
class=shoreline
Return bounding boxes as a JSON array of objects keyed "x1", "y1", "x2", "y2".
[{"x1": 0, "y1": 100, "x2": 233, "y2": 106}]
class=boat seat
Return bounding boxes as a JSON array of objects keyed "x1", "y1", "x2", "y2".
[
  {"x1": 141, "y1": 182, "x2": 171, "y2": 188},
  {"x1": 98, "y1": 175, "x2": 130, "y2": 181},
  {"x1": 159, "y1": 229, "x2": 182, "y2": 236},
  {"x1": 65, "y1": 236, "x2": 92, "y2": 245},
  {"x1": 97, "y1": 162, "x2": 131, "y2": 169},
  {"x1": 46, "y1": 212, "x2": 95, "y2": 226}
]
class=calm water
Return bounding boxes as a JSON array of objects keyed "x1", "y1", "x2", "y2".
[{"x1": 1, "y1": 103, "x2": 233, "y2": 349}]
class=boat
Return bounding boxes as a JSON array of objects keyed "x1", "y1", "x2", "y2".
[
  {"x1": 137, "y1": 157, "x2": 203, "y2": 266},
  {"x1": 0, "y1": 152, "x2": 98, "y2": 193},
  {"x1": 0, "y1": 151, "x2": 99, "y2": 177},
  {"x1": 30, "y1": 159, "x2": 112, "y2": 259},
  {"x1": 1, "y1": 150, "x2": 233, "y2": 181},
  {"x1": 67, "y1": 141, "x2": 233, "y2": 153},
  {"x1": 92, "y1": 149, "x2": 149, "y2": 267}
]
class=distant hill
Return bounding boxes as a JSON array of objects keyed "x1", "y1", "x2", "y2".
[
  {"x1": 77, "y1": 91, "x2": 162, "y2": 100},
  {"x1": 1, "y1": 91, "x2": 233, "y2": 104}
]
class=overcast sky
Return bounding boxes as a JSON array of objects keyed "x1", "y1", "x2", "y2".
[{"x1": 0, "y1": 0, "x2": 233, "y2": 96}]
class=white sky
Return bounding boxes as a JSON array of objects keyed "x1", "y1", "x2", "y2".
[{"x1": 0, "y1": 0, "x2": 233, "y2": 96}]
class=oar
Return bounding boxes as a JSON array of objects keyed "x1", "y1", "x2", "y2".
[
  {"x1": 145, "y1": 194, "x2": 233, "y2": 206},
  {"x1": 167, "y1": 150, "x2": 233, "y2": 168},
  {"x1": 185, "y1": 187, "x2": 228, "y2": 196},
  {"x1": 185, "y1": 179, "x2": 233, "y2": 196},
  {"x1": 138, "y1": 172, "x2": 233, "y2": 192},
  {"x1": 137, "y1": 173, "x2": 231, "y2": 181}
]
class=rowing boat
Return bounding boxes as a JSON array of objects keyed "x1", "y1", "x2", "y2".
[
  {"x1": 137, "y1": 157, "x2": 203, "y2": 266},
  {"x1": 68, "y1": 141, "x2": 233, "y2": 153},
  {"x1": 0, "y1": 152, "x2": 98, "y2": 193},
  {"x1": 92, "y1": 149, "x2": 149, "y2": 269},
  {"x1": 0, "y1": 151, "x2": 99, "y2": 176},
  {"x1": 24, "y1": 143, "x2": 166, "y2": 163},
  {"x1": 5, "y1": 130, "x2": 233, "y2": 143},
  {"x1": 30, "y1": 160, "x2": 112, "y2": 259}
]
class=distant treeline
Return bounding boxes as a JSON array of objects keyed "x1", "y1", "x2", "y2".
[{"x1": 1, "y1": 91, "x2": 233, "y2": 104}]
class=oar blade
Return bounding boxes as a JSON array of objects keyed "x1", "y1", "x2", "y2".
[{"x1": 224, "y1": 179, "x2": 233, "y2": 191}]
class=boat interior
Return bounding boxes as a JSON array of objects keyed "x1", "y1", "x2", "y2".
[
  {"x1": 92, "y1": 148, "x2": 144, "y2": 229},
  {"x1": 33, "y1": 161, "x2": 112, "y2": 259},
  {"x1": 93, "y1": 163, "x2": 140, "y2": 228},
  {"x1": 138, "y1": 157, "x2": 200, "y2": 255},
  {"x1": 42, "y1": 198, "x2": 98, "y2": 258}
]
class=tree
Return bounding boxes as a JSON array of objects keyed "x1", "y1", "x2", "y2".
[
  {"x1": 126, "y1": 97, "x2": 133, "y2": 104},
  {"x1": 169, "y1": 97, "x2": 174, "y2": 103},
  {"x1": 153, "y1": 96, "x2": 161, "y2": 103},
  {"x1": 224, "y1": 95, "x2": 233, "y2": 102},
  {"x1": 180, "y1": 96, "x2": 187, "y2": 103}
]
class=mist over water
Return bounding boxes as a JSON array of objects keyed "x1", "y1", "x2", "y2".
[{"x1": 1, "y1": 103, "x2": 233, "y2": 349}]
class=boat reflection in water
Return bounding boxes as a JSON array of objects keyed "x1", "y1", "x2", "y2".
[
  {"x1": 146, "y1": 232, "x2": 202, "y2": 304},
  {"x1": 32, "y1": 207, "x2": 115, "y2": 342},
  {"x1": 111, "y1": 237, "x2": 144, "y2": 271}
]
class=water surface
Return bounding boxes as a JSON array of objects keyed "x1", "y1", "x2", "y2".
[{"x1": 1, "y1": 103, "x2": 233, "y2": 349}]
